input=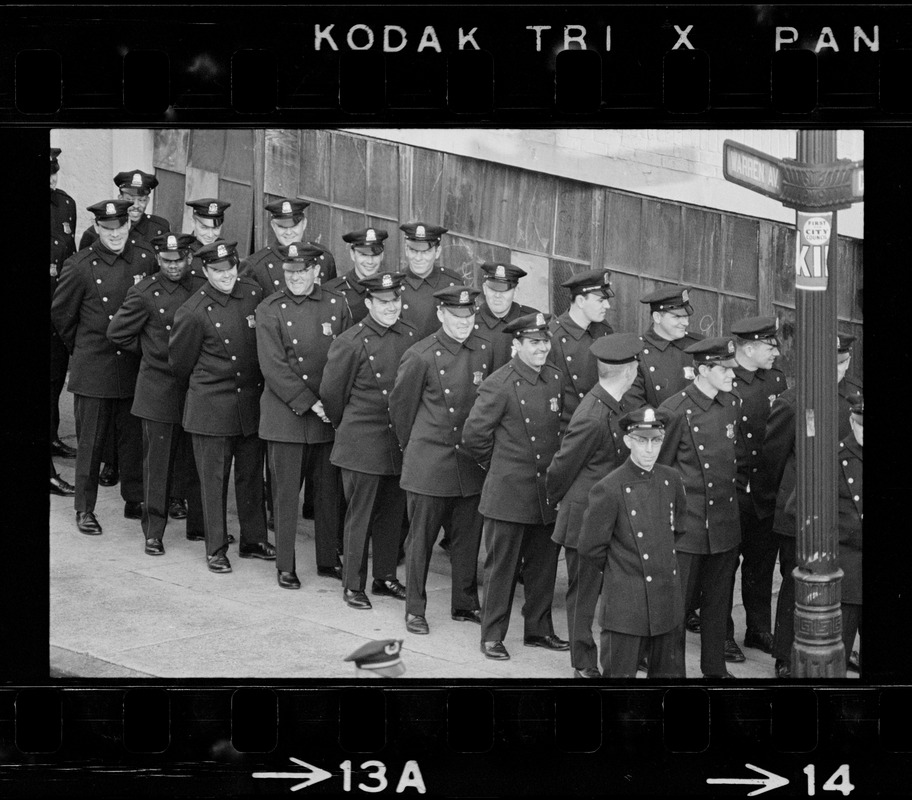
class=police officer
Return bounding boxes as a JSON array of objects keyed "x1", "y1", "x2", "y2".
[
  {"x1": 323, "y1": 228, "x2": 388, "y2": 324},
  {"x1": 726, "y1": 316, "x2": 787, "y2": 658},
  {"x1": 320, "y1": 272, "x2": 418, "y2": 610},
  {"x1": 169, "y1": 241, "x2": 276, "y2": 573},
  {"x1": 546, "y1": 333, "x2": 641, "y2": 678},
  {"x1": 255, "y1": 242, "x2": 352, "y2": 589},
  {"x1": 106, "y1": 233, "x2": 205, "y2": 555},
  {"x1": 79, "y1": 170, "x2": 171, "y2": 250},
  {"x1": 472, "y1": 262, "x2": 540, "y2": 371},
  {"x1": 240, "y1": 198, "x2": 336, "y2": 294},
  {"x1": 838, "y1": 394, "x2": 863, "y2": 669},
  {"x1": 185, "y1": 198, "x2": 232, "y2": 278},
  {"x1": 624, "y1": 285, "x2": 704, "y2": 411},
  {"x1": 658, "y1": 337, "x2": 742, "y2": 678},
  {"x1": 462, "y1": 312, "x2": 568, "y2": 661},
  {"x1": 398, "y1": 222, "x2": 465, "y2": 337},
  {"x1": 50, "y1": 148, "x2": 77, "y2": 240},
  {"x1": 51, "y1": 231, "x2": 78, "y2": 461},
  {"x1": 390, "y1": 286, "x2": 492, "y2": 635},
  {"x1": 51, "y1": 200, "x2": 154, "y2": 534},
  {"x1": 548, "y1": 269, "x2": 615, "y2": 430},
  {"x1": 578, "y1": 407, "x2": 688, "y2": 678},
  {"x1": 837, "y1": 335, "x2": 864, "y2": 425}
]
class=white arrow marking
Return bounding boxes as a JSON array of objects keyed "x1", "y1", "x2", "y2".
[
  {"x1": 706, "y1": 763, "x2": 790, "y2": 796},
  {"x1": 253, "y1": 757, "x2": 333, "y2": 791}
]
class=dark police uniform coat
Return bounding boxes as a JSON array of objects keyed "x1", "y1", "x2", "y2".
[
  {"x1": 731, "y1": 364, "x2": 787, "y2": 493},
  {"x1": 839, "y1": 374, "x2": 863, "y2": 437},
  {"x1": 107, "y1": 272, "x2": 205, "y2": 422},
  {"x1": 462, "y1": 357, "x2": 563, "y2": 525},
  {"x1": 51, "y1": 239, "x2": 156, "y2": 398},
  {"x1": 752, "y1": 386, "x2": 796, "y2": 534},
  {"x1": 255, "y1": 284, "x2": 352, "y2": 444},
  {"x1": 79, "y1": 212, "x2": 171, "y2": 251},
  {"x1": 241, "y1": 241, "x2": 337, "y2": 296},
  {"x1": 51, "y1": 233, "x2": 76, "y2": 372},
  {"x1": 578, "y1": 459, "x2": 687, "y2": 635},
  {"x1": 624, "y1": 328, "x2": 704, "y2": 410},
  {"x1": 547, "y1": 384, "x2": 628, "y2": 550},
  {"x1": 51, "y1": 188, "x2": 77, "y2": 238},
  {"x1": 320, "y1": 316, "x2": 418, "y2": 475},
  {"x1": 169, "y1": 277, "x2": 264, "y2": 437},
  {"x1": 323, "y1": 272, "x2": 371, "y2": 324},
  {"x1": 836, "y1": 434, "x2": 863, "y2": 605},
  {"x1": 390, "y1": 330, "x2": 492, "y2": 497},
  {"x1": 658, "y1": 383, "x2": 741, "y2": 554},
  {"x1": 547, "y1": 313, "x2": 614, "y2": 429},
  {"x1": 472, "y1": 300, "x2": 540, "y2": 371},
  {"x1": 400, "y1": 266, "x2": 465, "y2": 338}
]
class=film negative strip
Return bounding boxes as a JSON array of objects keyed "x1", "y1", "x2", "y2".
[{"x1": 3, "y1": 2, "x2": 911, "y2": 796}]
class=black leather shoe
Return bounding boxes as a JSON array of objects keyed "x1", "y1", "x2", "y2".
[
  {"x1": 703, "y1": 670, "x2": 735, "y2": 679},
  {"x1": 847, "y1": 650, "x2": 860, "y2": 673},
  {"x1": 406, "y1": 614, "x2": 429, "y2": 635},
  {"x1": 207, "y1": 553, "x2": 232, "y2": 573},
  {"x1": 238, "y1": 541, "x2": 277, "y2": 560},
  {"x1": 744, "y1": 629, "x2": 774, "y2": 654},
  {"x1": 50, "y1": 474, "x2": 75, "y2": 496},
  {"x1": 277, "y1": 570, "x2": 301, "y2": 590},
  {"x1": 574, "y1": 667, "x2": 601, "y2": 679},
  {"x1": 98, "y1": 463, "x2": 119, "y2": 486},
  {"x1": 186, "y1": 531, "x2": 235, "y2": 543},
  {"x1": 685, "y1": 610, "x2": 701, "y2": 633},
  {"x1": 481, "y1": 640, "x2": 510, "y2": 660},
  {"x1": 451, "y1": 609, "x2": 482, "y2": 624},
  {"x1": 317, "y1": 565, "x2": 343, "y2": 581},
  {"x1": 51, "y1": 438, "x2": 77, "y2": 458},
  {"x1": 775, "y1": 659, "x2": 791, "y2": 678},
  {"x1": 372, "y1": 578, "x2": 407, "y2": 600},
  {"x1": 124, "y1": 501, "x2": 143, "y2": 520},
  {"x1": 524, "y1": 634, "x2": 570, "y2": 651},
  {"x1": 343, "y1": 589, "x2": 372, "y2": 610},
  {"x1": 144, "y1": 538, "x2": 164, "y2": 556},
  {"x1": 75, "y1": 511, "x2": 102, "y2": 535},
  {"x1": 724, "y1": 638, "x2": 746, "y2": 663},
  {"x1": 168, "y1": 498, "x2": 188, "y2": 520}
]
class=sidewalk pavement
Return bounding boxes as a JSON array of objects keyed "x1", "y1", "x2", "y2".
[{"x1": 49, "y1": 394, "x2": 813, "y2": 682}]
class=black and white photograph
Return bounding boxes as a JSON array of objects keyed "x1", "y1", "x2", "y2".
[{"x1": 48, "y1": 127, "x2": 864, "y2": 680}]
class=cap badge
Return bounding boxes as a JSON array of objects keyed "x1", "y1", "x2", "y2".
[
  {"x1": 167, "y1": 235, "x2": 177, "y2": 249},
  {"x1": 495, "y1": 265, "x2": 506, "y2": 279},
  {"x1": 383, "y1": 641, "x2": 401, "y2": 656},
  {"x1": 366, "y1": 229, "x2": 377, "y2": 243},
  {"x1": 105, "y1": 203, "x2": 116, "y2": 215},
  {"x1": 282, "y1": 201, "x2": 292, "y2": 214},
  {"x1": 208, "y1": 202, "x2": 219, "y2": 215},
  {"x1": 382, "y1": 273, "x2": 392, "y2": 288},
  {"x1": 416, "y1": 224, "x2": 426, "y2": 238},
  {"x1": 644, "y1": 408, "x2": 656, "y2": 423},
  {"x1": 322, "y1": 322, "x2": 333, "y2": 337},
  {"x1": 288, "y1": 244, "x2": 298, "y2": 258},
  {"x1": 459, "y1": 290, "x2": 469, "y2": 304},
  {"x1": 681, "y1": 289, "x2": 690, "y2": 303},
  {"x1": 217, "y1": 244, "x2": 228, "y2": 258},
  {"x1": 535, "y1": 313, "x2": 545, "y2": 327},
  {"x1": 131, "y1": 173, "x2": 143, "y2": 187}
]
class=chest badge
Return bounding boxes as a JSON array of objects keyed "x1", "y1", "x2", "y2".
[
  {"x1": 322, "y1": 322, "x2": 333, "y2": 336},
  {"x1": 550, "y1": 397, "x2": 559, "y2": 413},
  {"x1": 683, "y1": 366, "x2": 695, "y2": 380},
  {"x1": 726, "y1": 423, "x2": 735, "y2": 439},
  {"x1": 473, "y1": 371, "x2": 483, "y2": 385},
  {"x1": 50, "y1": 263, "x2": 58, "y2": 277},
  {"x1": 63, "y1": 222, "x2": 71, "y2": 235},
  {"x1": 133, "y1": 273, "x2": 145, "y2": 284},
  {"x1": 768, "y1": 394, "x2": 777, "y2": 408},
  {"x1": 247, "y1": 314, "x2": 256, "y2": 328}
]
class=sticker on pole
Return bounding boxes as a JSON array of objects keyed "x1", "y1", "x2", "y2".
[{"x1": 795, "y1": 211, "x2": 832, "y2": 291}]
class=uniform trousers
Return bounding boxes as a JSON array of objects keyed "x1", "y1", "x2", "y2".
[
  {"x1": 404, "y1": 492, "x2": 482, "y2": 617},
  {"x1": 565, "y1": 547, "x2": 602, "y2": 671},
  {"x1": 169, "y1": 431, "x2": 195, "y2": 500},
  {"x1": 772, "y1": 535, "x2": 797, "y2": 662},
  {"x1": 50, "y1": 332, "x2": 69, "y2": 441},
  {"x1": 73, "y1": 394, "x2": 142, "y2": 512},
  {"x1": 340, "y1": 470, "x2": 405, "y2": 591},
  {"x1": 841, "y1": 603, "x2": 861, "y2": 661},
  {"x1": 599, "y1": 627, "x2": 685, "y2": 678},
  {"x1": 480, "y1": 518, "x2": 560, "y2": 643},
  {"x1": 140, "y1": 419, "x2": 203, "y2": 541},
  {"x1": 267, "y1": 440, "x2": 343, "y2": 573},
  {"x1": 677, "y1": 548, "x2": 740, "y2": 676},
  {"x1": 191, "y1": 432, "x2": 267, "y2": 557}
]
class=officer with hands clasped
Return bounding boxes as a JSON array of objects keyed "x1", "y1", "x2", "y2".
[{"x1": 578, "y1": 406, "x2": 688, "y2": 678}]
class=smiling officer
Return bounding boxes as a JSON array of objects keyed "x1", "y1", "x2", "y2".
[{"x1": 323, "y1": 227, "x2": 389, "y2": 324}]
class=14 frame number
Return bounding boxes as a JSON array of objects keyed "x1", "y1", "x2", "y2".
[{"x1": 804, "y1": 764, "x2": 854, "y2": 796}]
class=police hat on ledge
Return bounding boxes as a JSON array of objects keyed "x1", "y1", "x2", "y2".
[
  {"x1": 562, "y1": 269, "x2": 614, "y2": 299},
  {"x1": 619, "y1": 406, "x2": 669, "y2": 434},
  {"x1": 50, "y1": 147, "x2": 62, "y2": 174},
  {"x1": 265, "y1": 198, "x2": 310, "y2": 225},
  {"x1": 640, "y1": 285, "x2": 694, "y2": 315},
  {"x1": 87, "y1": 199, "x2": 132, "y2": 226},
  {"x1": 342, "y1": 227, "x2": 388, "y2": 254},
  {"x1": 685, "y1": 336, "x2": 738, "y2": 367},
  {"x1": 277, "y1": 242, "x2": 324, "y2": 268},
  {"x1": 151, "y1": 233, "x2": 196, "y2": 257},
  {"x1": 186, "y1": 198, "x2": 231, "y2": 222},
  {"x1": 731, "y1": 316, "x2": 780, "y2": 346},
  {"x1": 503, "y1": 312, "x2": 552, "y2": 341},
  {"x1": 114, "y1": 169, "x2": 159, "y2": 195},
  {"x1": 590, "y1": 332, "x2": 642, "y2": 364},
  {"x1": 361, "y1": 271, "x2": 405, "y2": 297},
  {"x1": 344, "y1": 639, "x2": 406, "y2": 678},
  {"x1": 196, "y1": 240, "x2": 240, "y2": 269}
]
